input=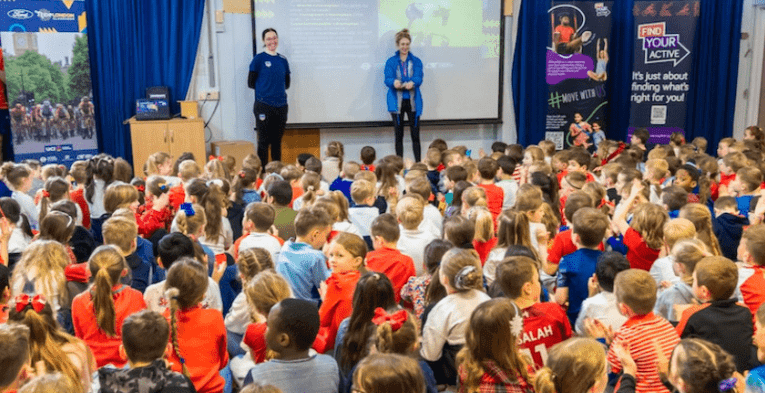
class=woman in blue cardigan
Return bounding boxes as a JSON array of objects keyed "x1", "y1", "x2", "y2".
[{"x1": 385, "y1": 29, "x2": 424, "y2": 162}]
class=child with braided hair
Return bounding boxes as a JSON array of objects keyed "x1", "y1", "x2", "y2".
[
  {"x1": 420, "y1": 248, "x2": 490, "y2": 386},
  {"x1": 71, "y1": 245, "x2": 146, "y2": 368},
  {"x1": 164, "y1": 257, "x2": 228, "y2": 393}
]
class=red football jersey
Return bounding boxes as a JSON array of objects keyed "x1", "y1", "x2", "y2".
[{"x1": 517, "y1": 302, "x2": 573, "y2": 369}]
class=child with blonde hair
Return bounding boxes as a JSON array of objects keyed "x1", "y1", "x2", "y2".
[
  {"x1": 72, "y1": 245, "x2": 146, "y2": 368},
  {"x1": 164, "y1": 257, "x2": 228, "y2": 393},
  {"x1": 613, "y1": 181, "x2": 669, "y2": 270},
  {"x1": 204, "y1": 157, "x2": 230, "y2": 181},
  {"x1": 421, "y1": 248, "x2": 489, "y2": 385},
  {"x1": 654, "y1": 239, "x2": 708, "y2": 322},
  {"x1": 533, "y1": 338, "x2": 612, "y2": 393},
  {"x1": 514, "y1": 185, "x2": 550, "y2": 260},
  {"x1": 230, "y1": 270, "x2": 291, "y2": 387},
  {"x1": 457, "y1": 299, "x2": 533, "y2": 392},
  {"x1": 680, "y1": 203, "x2": 722, "y2": 256},
  {"x1": 467, "y1": 207, "x2": 496, "y2": 265},
  {"x1": 650, "y1": 218, "x2": 697, "y2": 290},
  {"x1": 9, "y1": 293, "x2": 96, "y2": 391},
  {"x1": 11, "y1": 240, "x2": 69, "y2": 314},
  {"x1": 352, "y1": 353, "x2": 427, "y2": 393},
  {"x1": 483, "y1": 210, "x2": 535, "y2": 286},
  {"x1": 169, "y1": 159, "x2": 201, "y2": 210},
  {"x1": 322, "y1": 141, "x2": 344, "y2": 182},
  {"x1": 293, "y1": 171, "x2": 321, "y2": 211},
  {"x1": 396, "y1": 195, "x2": 437, "y2": 273}
]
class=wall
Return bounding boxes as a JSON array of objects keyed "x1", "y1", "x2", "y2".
[
  {"x1": 188, "y1": 0, "x2": 520, "y2": 162},
  {"x1": 733, "y1": 0, "x2": 765, "y2": 139}
]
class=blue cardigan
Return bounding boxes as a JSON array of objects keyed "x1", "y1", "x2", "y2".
[{"x1": 384, "y1": 51, "x2": 424, "y2": 117}]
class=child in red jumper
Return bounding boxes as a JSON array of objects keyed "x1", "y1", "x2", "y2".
[
  {"x1": 548, "y1": 191, "x2": 602, "y2": 273},
  {"x1": 242, "y1": 270, "x2": 292, "y2": 364},
  {"x1": 69, "y1": 161, "x2": 90, "y2": 229},
  {"x1": 612, "y1": 181, "x2": 668, "y2": 271},
  {"x1": 314, "y1": 232, "x2": 368, "y2": 354},
  {"x1": 164, "y1": 258, "x2": 228, "y2": 393},
  {"x1": 469, "y1": 207, "x2": 497, "y2": 266},
  {"x1": 137, "y1": 176, "x2": 173, "y2": 239},
  {"x1": 72, "y1": 245, "x2": 146, "y2": 368},
  {"x1": 366, "y1": 214, "x2": 416, "y2": 302},
  {"x1": 476, "y1": 158, "x2": 504, "y2": 226}
]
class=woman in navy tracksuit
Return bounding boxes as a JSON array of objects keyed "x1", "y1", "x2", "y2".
[
  {"x1": 248, "y1": 28, "x2": 290, "y2": 165},
  {"x1": 385, "y1": 28, "x2": 424, "y2": 162}
]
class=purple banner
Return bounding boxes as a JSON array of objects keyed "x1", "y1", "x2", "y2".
[{"x1": 545, "y1": 1, "x2": 613, "y2": 150}]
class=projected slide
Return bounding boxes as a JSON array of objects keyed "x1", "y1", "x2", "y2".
[{"x1": 253, "y1": 0, "x2": 502, "y2": 125}]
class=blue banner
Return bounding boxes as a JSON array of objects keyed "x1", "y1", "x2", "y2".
[
  {"x1": 628, "y1": 1, "x2": 699, "y2": 144},
  {"x1": 545, "y1": 1, "x2": 613, "y2": 150},
  {"x1": 0, "y1": 0, "x2": 97, "y2": 165}
]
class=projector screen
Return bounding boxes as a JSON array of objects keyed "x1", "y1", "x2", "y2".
[{"x1": 252, "y1": 0, "x2": 503, "y2": 126}]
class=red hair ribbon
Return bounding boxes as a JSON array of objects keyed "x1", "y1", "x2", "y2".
[
  {"x1": 601, "y1": 142, "x2": 626, "y2": 166},
  {"x1": 371, "y1": 307, "x2": 408, "y2": 331},
  {"x1": 41, "y1": 190, "x2": 50, "y2": 198},
  {"x1": 239, "y1": 171, "x2": 246, "y2": 179},
  {"x1": 135, "y1": 185, "x2": 145, "y2": 193},
  {"x1": 15, "y1": 294, "x2": 46, "y2": 313},
  {"x1": 209, "y1": 155, "x2": 224, "y2": 162},
  {"x1": 598, "y1": 199, "x2": 615, "y2": 210}
]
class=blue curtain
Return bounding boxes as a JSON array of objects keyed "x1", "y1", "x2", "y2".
[
  {"x1": 684, "y1": 0, "x2": 744, "y2": 155},
  {"x1": 512, "y1": 0, "x2": 744, "y2": 149},
  {"x1": 85, "y1": 0, "x2": 205, "y2": 162}
]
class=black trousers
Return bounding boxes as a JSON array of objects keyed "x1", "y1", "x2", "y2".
[
  {"x1": 254, "y1": 101, "x2": 288, "y2": 165},
  {"x1": 392, "y1": 98, "x2": 421, "y2": 161}
]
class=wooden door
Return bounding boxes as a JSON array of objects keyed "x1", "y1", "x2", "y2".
[
  {"x1": 281, "y1": 128, "x2": 320, "y2": 165},
  {"x1": 130, "y1": 119, "x2": 169, "y2": 176},
  {"x1": 168, "y1": 119, "x2": 206, "y2": 170}
]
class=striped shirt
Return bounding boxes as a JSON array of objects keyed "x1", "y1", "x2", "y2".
[{"x1": 606, "y1": 312, "x2": 680, "y2": 393}]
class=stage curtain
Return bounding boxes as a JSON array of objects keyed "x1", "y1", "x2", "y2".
[
  {"x1": 684, "y1": 0, "x2": 744, "y2": 155},
  {"x1": 85, "y1": 0, "x2": 205, "y2": 163},
  {"x1": 512, "y1": 0, "x2": 743, "y2": 149},
  {"x1": 511, "y1": 0, "x2": 550, "y2": 147}
]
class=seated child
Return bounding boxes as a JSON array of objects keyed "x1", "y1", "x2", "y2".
[
  {"x1": 72, "y1": 245, "x2": 147, "y2": 368},
  {"x1": 352, "y1": 353, "x2": 427, "y2": 393},
  {"x1": 575, "y1": 251, "x2": 630, "y2": 335},
  {"x1": 606, "y1": 269, "x2": 680, "y2": 393},
  {"x1": 366, "y1": 214, "x2": 416, "y2": 302},
  {"x1": 314, "y1": 233, "x2": 368, "y2": 353},
  {"x1": 239, "y1": 202, "x2": 281, "y2": 261},
  {"x1": 661, "y1": 185, "x2": 689, "y2": 219},
  {"x1": 164, "y1": 258, "x2": 228, "y2": 393},
  {"x1": 401, "y1": 239, "x2": 452, "y2": 320},
  {"x1": 265, "y1": 180, "x2": 298, "y2": 241},
  {"x1": 476, "y1": 157, "x2": 504, "y2": 225},
  {"x1": 94, "y1": 310, "x2": 195, "y2": 393},
  {"x1": 495, "y1": 155, "x2": 518, "y2": 210},
  {"x1": 612, "y1": 181, "x2": 667, "y2": 271},
  {"x1": 322, "y1": 141, "x2": 344, "y2": 183},
  {"x1": 280, "y1": 165, "x2": 304, "y2": 207},
  {"x1": 713, "y1": 196, "x2": 749, "y2": 261},
  {"x1": 396, "y1": 195, "x2": 438, "y2": 275},
  {"x1": 425, "y1": 147, "x2": 441, "y2": 199},
  {"x1": 225, "y1": 248, "x2": 274, "y2": 357},
  {"x1": 102, "y1": 216, "x2": 152, "y2": 293},
  {"x1": 276, "y1": 208, "x2": 332, "y2": 306},
  {"x1": 343, "y1": 308, "x2": 437, "y2": 393},
  {"x1": 673, "y1": 164, "x2": 702, "y2": 203},
  {"x1": 676, "y1": 256, "x2": 756, "y2": 372},
  {"x1": 739, "y1": 225, "x2": 765, "y2": 316},
  {"x1": 670, "y1": 338, "x2": 740, "y2": 393},
  {"x1": 457, "y1": 299, "x2": 534, "y2": 392},
  {"x1": 654, "y1": 239, "x2": 707, "y2": 323},
  {"x1": 348, "y1": 179, "x2": 379, "y2": 248},
  {"x1": 548, "y1": 191, "x2": 595, "y2": 269},
  {"x1": 360, "y1": 146, "x2": 376, "y2": 172},
  {"x1": 555, "y1": 207, "x2": 609, "y2": 325},
  {"x1": 144, "y1": 232, "x2": 223, "y2": 312},
  {"x1": 406, "y1": 177, "x2": 442, "y2": 238},
  {"x1": 497, "y1": 256, "x2": 571, "y2": 369},
  {"x1": 650, "y1": 218, "x2": 696, "y2": 291},
  {"x1": 243, "y1": 298, "x2": 340, "y2": 393},
  {"x1": 747, "y1": 302, "x2": 765, "y2": 390},
  {"x1": 718, "y1": 151, "x2": 746, "y2": 197},
  {"x1": 330, "y1": 161, "x2": 360, "y2": 202},
  {"x1": 420, "y1": 248, "x2": 490, "y2": 386},
  {"x1": 0, "y1": 324, "x2": 32, "y2": 393},
  {"x1": 734, "y1": 166, "x2": 763, "y2": 218}
]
